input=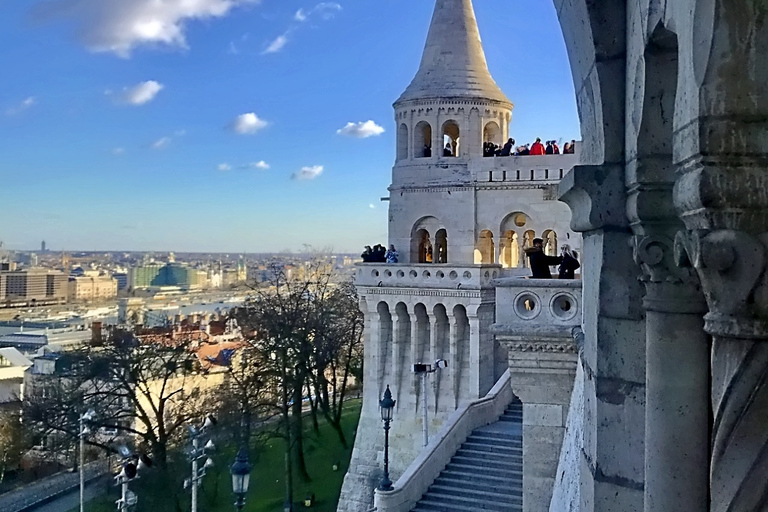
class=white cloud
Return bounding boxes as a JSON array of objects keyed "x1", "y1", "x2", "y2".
[
  {"x1": 294, "y1": 8, "x2": 307, "y2": 21},
  {"x1": 218, "y1": 163, "x2": 232, "y2": 171},
  {"x1": 337, "y1": 120, "x2": 385, "y2": 138},
  {"x1": 33, "y1": 0, "x2": 260, "y2": 58},
  {"x1": 251, "y1": 161, "x2": 270, "y2": 170},
  {"x1": 112, "y1": 147, "x2": 125, "y2": 155},
  {"x1": 152, "y1": 136, "x2": 171, "y2": 149},
  {"x1": 314, "y1": 2, "x2": 342, "y2": 20},
  {"x1": 6, "y1": 96, "x2": 36, "y2": 116},
  {"x1": 263, "y1": 33, "x2": 288, "y2": 54},
  {"x1": 119, "y1": 80, "x2": 163, "y2": 105},
  {"x1": 231, "y1": 112, "x2": 268, "y2": 134},
  {"x1": 369, "y1": 204, "x2": 375, "y2": 209},
  {"x1": 291, "y1": 165, "x2": 323, "y2": 181}
]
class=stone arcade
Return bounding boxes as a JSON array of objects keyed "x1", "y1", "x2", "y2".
[{"x1": 340, "y1": 0, "x2": 768, "y2": 511}]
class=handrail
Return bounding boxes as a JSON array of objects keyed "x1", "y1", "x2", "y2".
[{"x1": 373, "y1": 369, "x2": 513, "y2": 512}]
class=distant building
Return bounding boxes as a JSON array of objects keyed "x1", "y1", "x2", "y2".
[
  {"x1": 0, "y1": 268, "x2": 67, "y2": 307},
  {"x1": 128, "y1": 262, "x2": 201, "y2": 290},
  {"x1": 41, "y1": 241, "x2": 46, "y2": 253},
  {"x1": 67, "y1": 276, "x2": 118, "y2": 303},
  {"x1": 113, "y1": 272, "x2": 128, "y2": 291}
]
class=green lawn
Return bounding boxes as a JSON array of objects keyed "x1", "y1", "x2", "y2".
[{"x1": 74, "y1": 399, "x2": 362, "y2": 512}]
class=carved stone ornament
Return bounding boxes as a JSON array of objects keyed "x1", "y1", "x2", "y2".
[
  {"x1": 674, "y1": 229, "x2": 768, "y2": 338},
  {"x1": 632, "y1": 234, "x2": 705, "y2": 314}
]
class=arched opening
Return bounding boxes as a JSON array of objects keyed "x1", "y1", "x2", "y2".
[
  {"x1": 542, "y1": 230, "x2": 558, "y2": 256},
  {"x1": 435, "y1": 229, "x2": 448, "y2": 263},
  {"x1": 500, "y1": 230, "x2": 520, "y2": 268},
  {"x1": 414, "y1": 121, "x2": 432, "y2": 158},
  {"x1": 483, "y1": 121, "x2": 502, "y2": 157},
  {"x1": 397, "y1": 123, "x2": 408, "y2": 161},
  {"x1": 377, "y1": 301, "x2": 392, "y2": 391},
  {"x1": 393, "y1": 302, "x2": 410, "y2": 403},
  {"x1": 474, "y1": 230, "x2": 495, "y2": 264},
  {"x1": 413, "y1": 229, "x2": 432, "y2": 263},
  {"x1": 452, "y1": 304, "x2": 470, "y2": 405},
  {"x1": 414, "y1": 303, "x2": 430, "y2": 378},
  {"x1": 442, "y1": 120, "x2": 460, "y2": 157},
  {"x1": 522, "y1": 230, "x2": 536, "y2": 268}
]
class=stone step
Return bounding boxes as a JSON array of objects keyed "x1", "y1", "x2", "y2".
[
  {"x1": 454, "y1": 448, "x2": 522, "y2": 462},
  {"x1": 467, "y1": 433, "x2": 522, "y2": 445},
  {"x1": 428, "y1": 484, "x2": 520, "y2": 503},
  {"x1": 421, "y1": 492, "x2": 519, "y2": 511},
  {"x1": 435, "y1": 468, "x2": 523, "y2": 490},
  {"x1": 433, "y1": 472, "x2": 523, "y2": 496},
  {"x1": 446, "y1": 461, "x2": 522, "y2": 478},
  {"x1": 498, "y1": 414, "x2": 522, "y2": 423},
  {"x1": 470, "y1": 430, "x2": 520, "y2": 442},
  {"x1": 462, "y1": 441, "x2": 521, "y2": 454}
]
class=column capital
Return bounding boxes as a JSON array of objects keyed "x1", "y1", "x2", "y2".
[
  {"x1": 675, "y1": 229, "x2": 768, "y2": 338},
  {"x1": 558, "y1": 164, "x2": 627, "y2": 232}
]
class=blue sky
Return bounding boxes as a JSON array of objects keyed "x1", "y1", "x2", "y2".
[{"x1": 0, "y1": 0, "x2": 580, "y2": 253}]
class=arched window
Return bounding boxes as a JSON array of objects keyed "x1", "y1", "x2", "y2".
[
  {"x1": 442, "y1": 120, "x2": 460, "y2": 157},
  {"x1": 500, "y1": 231, "x2": 519, "y2": 268},
  {"x1": 435, "y1": 229, "x2": 448, "y2": 263},
  {"x1": 475, "y1": 230, "x2": 495, "y2": 264},
  {"x1": 413, "y1": 229, "x2": 432, "y2": 263},
  {"x1": 483, "y1": 121, "x2": 501, "y2": 145},
  {"x1": 397, "y1": 123, "x2": 408, "y2": 161},
  {"x1": 414, "y1": 121, "x2": 432, "y2": 158},
  {"x1": 543, "y1": 230, "x2": 558, "y2": 256}
]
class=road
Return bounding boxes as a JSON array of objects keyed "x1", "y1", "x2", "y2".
[{"x1": 31, "y1": 478, "x2": 109, "y2": 512}]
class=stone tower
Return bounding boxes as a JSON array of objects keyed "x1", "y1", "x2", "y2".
[{"x1": 337, "y1": 1, "x2": 579, "y2": 511}]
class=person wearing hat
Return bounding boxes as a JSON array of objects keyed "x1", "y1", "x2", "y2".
[{"x1": 525, "y1": 238, "x2": 563, "y2": 278}]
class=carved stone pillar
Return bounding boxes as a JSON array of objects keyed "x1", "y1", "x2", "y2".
[
  {"x1": 631, "y1": 234, "x2": 709, "y2": 512},
  {"x1": 559, "y1": 165, "x2": 646, "y2": 512}
]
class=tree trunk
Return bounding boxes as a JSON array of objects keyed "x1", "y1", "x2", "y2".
[{"x1": 292, "y1": 385, "x2": 311, "y2": 482}]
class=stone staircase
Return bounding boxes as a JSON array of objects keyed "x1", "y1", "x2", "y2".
[{"x1": 411, "y1": 399, "x2": 523, "y2": 512}]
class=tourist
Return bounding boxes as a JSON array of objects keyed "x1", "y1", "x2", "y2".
[
  {"x1": 524, "y1": 238, "x2": 563, "y2": 279},
  {"x1": 530, "y1": 137, "x2": 546, "y2": 155},
  {"x1": 361, "y1": 245, "x2": 373, "y2": 262},
  {"x1": 385, "y1": 244, "x2": 399, "y2": 264},
  {"x1": 545, "y1": 140, "x2": 554, "y2": 155},
  {"x1": 423, "y1": 144, "x2": 432, "y2": 158},
  {"x1": 518, "y1": 144, "x2": 530, "y2": 156},
  {"x1": 558, "y1": 244, "x2": 580, "y2": 279},
  {"x1": 500, "y1": 138, "x2": 515, "y2": 156},
  {"x1": 562, "y1": 142, "x2": 571, "y2": 154},
  {"x1": 425, "y1": 246, "x2": 433, "y2": 263},
  {"x1": 564, "y1": 140, "x2": 576, "y2": 154},
  {"x1": 553, "y1": 140, "x2": 560, "y2": 154},
  {"x1": 443, "y1": 143, "x2": 453, "y2": 157}
]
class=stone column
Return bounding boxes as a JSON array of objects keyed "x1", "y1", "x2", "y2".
[
  {"x1": 632, "y1": 236, "x2": 709, "y2": 512},
  {"x1": 467, "y1": 313, "x2": 481, "y2": 398},
  {"x1": 449, "y1": 316, "x2": 459, "y2": 409},
  {"x1": 560, "y1": 165, "x2": 646, "y2": 512},
  {"x1": 503, "y1": 337, "x2": 578, "y2": 512}
]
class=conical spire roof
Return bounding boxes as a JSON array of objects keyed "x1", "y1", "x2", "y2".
[{"x1": 396, "y1": 0, "x2": 511, "y2": 105}]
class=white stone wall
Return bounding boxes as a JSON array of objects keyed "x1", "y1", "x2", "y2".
[{"x1": 549, "y1": 360, "x2": 584, "y2": 512}]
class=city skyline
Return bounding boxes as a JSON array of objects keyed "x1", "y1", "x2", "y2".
[{"x1": 0, "y1": 0, "x2": 580, "y2": 253}]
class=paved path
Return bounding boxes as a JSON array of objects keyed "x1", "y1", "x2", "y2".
[{"x1": 34, "y1": 477, "x2": 109, "y2": 512}]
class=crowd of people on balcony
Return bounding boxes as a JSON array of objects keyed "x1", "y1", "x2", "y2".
[
  {"x1": 361, "y1": 244, "x2": 399, "y2": 263},
  {"x1": 483, "y1": 138, "x2": 577, "y2": 157}
]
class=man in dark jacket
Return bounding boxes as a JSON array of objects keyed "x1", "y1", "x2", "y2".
[{"x1": 525, "y1": 238, "x2": 563, "y2": 278}]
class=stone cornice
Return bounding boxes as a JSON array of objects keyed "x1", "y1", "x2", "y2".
[{"x1": 359, "y1": 287, "x2": 487, "y2": 300}]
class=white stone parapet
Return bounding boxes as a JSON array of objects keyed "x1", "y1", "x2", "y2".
[
  {"x1": 492, "y1": 278, "x2": 582, "y2": 338},
  {"x1": 472, "y1": 153, "x2": 580, "y2": 185},
  {"x1": 373, "y1": 369, "x2": 513, "y2": 512},
  {"x1": 355, "y1": 263, "x2": 502, "y2": 290}
]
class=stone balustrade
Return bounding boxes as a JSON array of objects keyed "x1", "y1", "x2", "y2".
[
  {"x1": 472, "y1": 153, "x2": 580, "y2": 184},
  {"x1": 492, "y1": 278, "x2": 582, "y2": 338},
  {"x1": 354, "y1": 263, "x2": 502, "y2": 290},
  {"x1": 373, "y1": 369, "x2": 513, "y2": 512}
]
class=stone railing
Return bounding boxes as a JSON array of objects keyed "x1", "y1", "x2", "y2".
[
  {"x1": 355, "y1": 264, "x2": 502, "y2": 290},
  {"x1": 472, "y1": 153, "x2": 580, "y2": 184},
  {"x1": 373, "y1": 369, "x2": 513, "y2": 512},
  {"x1": 492, "y1": 278, "x2": 583, "y2": 337}
]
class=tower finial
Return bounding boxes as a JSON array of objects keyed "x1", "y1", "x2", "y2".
[{"x1": 396, "y1": 0, "x2": 510, "y2": 106}]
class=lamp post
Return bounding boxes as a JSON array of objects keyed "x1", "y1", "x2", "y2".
[
  {"x1": 186, "y1": 415, "x2": 217, "y2": 512},
  {"x1": 230, "y1": 447, "x2": 252, "y2": 510},
  {"x1": 378, "y1": 385, "x2": 396, "y2": 492},
  {"x1": 79, "y1": 409, "x2": 96, "y2": 512},
  {"x1": 114, "y1": 448, "x2": 150, "y2": 512}
]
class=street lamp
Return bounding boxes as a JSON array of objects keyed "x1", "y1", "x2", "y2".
[
  {"x1": 79, "y1": 409, "x2": 96, "y2": 512},
  {"x1": 186, "y1": 414, "x2": 217, "y2": 512},
  {"x1": 378, "y1": 385, "x2": 396, "y2": 492},
  {"x1": 114, "y1": 447, "x2": 151, "y2": 512},
  {"x1": 230, "y1": 447, "x2": 252, "y2": 510}
]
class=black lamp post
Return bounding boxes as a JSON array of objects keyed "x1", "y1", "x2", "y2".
[
  {"x1": 230, "y1": 447, "x2": 252, "y2": 510},
  {"x1": 379, "y1": 385, "x2": 396, "y2": 491}
]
